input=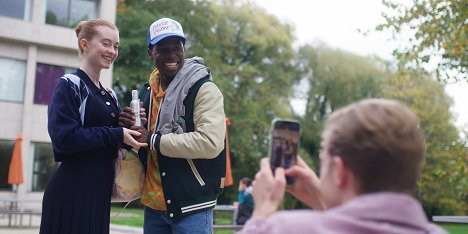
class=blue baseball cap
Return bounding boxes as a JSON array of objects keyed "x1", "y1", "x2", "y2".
[{"x1": 147, "y1": 18, "x2": 186, "y2": 47}]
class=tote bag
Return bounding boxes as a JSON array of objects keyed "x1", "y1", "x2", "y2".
[{"x1": 111, "y1": 148, "x2": 144, "y2": 203}]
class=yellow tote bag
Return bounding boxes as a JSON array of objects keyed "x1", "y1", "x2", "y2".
[{"x1": 111, "y1": 148, "x2": 144, "y2": 203}]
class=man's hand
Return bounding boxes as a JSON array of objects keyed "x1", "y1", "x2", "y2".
[
  {"x1": 119, "y1": 107, "x2": 136, "y2": 128},
  {"x1": 119, "y1": 102, "x2": 147, "y2": 128},
  {"x1": 122, "y1": 128, "x2": 147, "y2": 149},
  {"x1": 130, "y1": 126, "x2": 149, "y2": 145},
  {"x1": 251, "y1": 157, "x2": 286, "y2": 219},
  {"x1": 285, "y1": 156, "x2": 326, "y2": 210}
]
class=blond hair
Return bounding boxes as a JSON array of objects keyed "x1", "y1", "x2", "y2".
[
  {"x1": 322, "y1": 99, "x2": 424, "y2": 195},
  {"x1": 75, "y1": 19, "x2": 117, "y2": 55}
]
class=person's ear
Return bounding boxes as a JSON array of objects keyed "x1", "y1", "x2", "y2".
[
  {"x1": 332, "y1": 156, "x2": 348, "y2": 189},
  {"x1": 147, "y1": 47, "x2": 153, "y2": 59},
  {"x1": 79, "y1": 38, "x2": 88, "y2": 53}
]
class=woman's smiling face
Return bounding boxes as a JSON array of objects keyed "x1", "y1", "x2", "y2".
[{"x1": 83, "y1": 25, "x2": 119, "y2": 70}]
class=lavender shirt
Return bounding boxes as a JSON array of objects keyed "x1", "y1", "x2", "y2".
[{"x1": 239, "y1": 192, "x2": 447, "y2": 234}]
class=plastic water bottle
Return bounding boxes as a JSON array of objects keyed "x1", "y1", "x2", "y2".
[{"x1": 130, "y1": 90, "x2": 141, "y2": 126}]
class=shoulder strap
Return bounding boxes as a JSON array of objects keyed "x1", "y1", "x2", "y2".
[{"x1": 62, "y1": 73, "x2": 90, "y2": 126}]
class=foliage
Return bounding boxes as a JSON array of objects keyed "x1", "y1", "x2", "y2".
[
  {"x1": 297, "y1": 43, "x2": 389, "y2": 165},
  {"x1": 377, "y1": 0, "x2": 467, "y2": 81},
  {"x1": 205, "y1": 1, "x2": 298, "y2": 204},
  {"x1": 114, "y1": 0, "x2": 298, "y2": 204},
  {"x1": 113, "y1": 0, "x2": 467, "y2": 216},
  {"x1": 114, "y1": 0, "x2": 209, "y2": 104},
  {"x1": 381, "y1": 69, "x2": 468, "y2": 216}
]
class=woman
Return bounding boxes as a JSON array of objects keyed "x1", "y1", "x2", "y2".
[{"x1": 40, "y1": 19, "x2": 146, "y2": 234}]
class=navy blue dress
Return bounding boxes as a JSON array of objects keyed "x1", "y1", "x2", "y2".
[{"x1": 40, "y1": 69, "x2": 123, "y2": 234}]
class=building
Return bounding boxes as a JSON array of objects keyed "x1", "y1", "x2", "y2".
[{"x1": 0, "y1": 0, "x2": 117, "y2": 201}]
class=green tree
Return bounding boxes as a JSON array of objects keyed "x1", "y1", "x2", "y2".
[
  {"x1": 377, "y1": 0, "x2": 467, "y2": 81},
  {"x1": 114, "y1": 0, "x2": 298, "y2": 204},
  {"x1": 205, "y1": 0, "x2": 298, "y2": 188},
  {"x1": 297, "y1": 44, "x2": 388, "y2": 166},
  {"x1": 114, "y1": 0, "x2": 211, "y2": 103},
  {"x1": 382, "y1": 69, "x2": 468, "y2": 216}
]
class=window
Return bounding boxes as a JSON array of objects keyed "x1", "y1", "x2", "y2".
[
  {"x1": 0, "y1": 0, "x2": 31, "y2": 20},
  {"x1": 34, "y1": 63, "x2": 75, "y2": 105},
  {"x1": 45, "y1": 0, "x2": 98, "y2": 28},
  {"x1": 30, "y1": 142, "x2": 57, "y2": 192},
  {"x1": 0, "y1": 57, "x2": 26, "y2": 102},
  {"x1": 0, "y1": 140, "x2": 14, "y2": 190}
]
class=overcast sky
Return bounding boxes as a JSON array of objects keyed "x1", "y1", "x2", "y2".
[{"x1": 252, "y1": 0, "x2": 468, "y2": 130}]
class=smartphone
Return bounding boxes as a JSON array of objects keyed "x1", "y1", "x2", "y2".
[{"x1": 268, "y1": 118, "x2": 301, "y2": 186}]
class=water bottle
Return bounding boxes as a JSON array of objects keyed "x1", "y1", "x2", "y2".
[{"x1": 130, "y1": 90, "x2": 141, "y2": 126}]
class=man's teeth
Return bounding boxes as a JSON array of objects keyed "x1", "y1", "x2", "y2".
[{"x1": 165, "y1": 62, "x2": 177, "y2": 67}]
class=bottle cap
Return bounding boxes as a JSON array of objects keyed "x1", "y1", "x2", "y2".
[{"x1": 132, "y1": 90, "x2": 138, "y2": 100}]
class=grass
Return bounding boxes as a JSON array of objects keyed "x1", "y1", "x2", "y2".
[
  {"x1": 110, "y1": 207, "x2": 144, "y2": 227},
  {"x1": 439, "y1": 223, "x2": 468, "y2": 234},
  {"x1": 110, "y1": 207, "x2": 468, "y2": 234},
  {"x1": 109, "y1": 206, "x2": 236, "y2": 234}
]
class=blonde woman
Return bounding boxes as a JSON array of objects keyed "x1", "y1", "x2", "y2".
[{"x1": 40, "y1": 19, "x2": 146, "y2": 234}]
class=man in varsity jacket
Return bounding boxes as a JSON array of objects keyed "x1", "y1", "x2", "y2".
[{"x1": 120, "y1": 17, "x2": 226, "y2": 233}]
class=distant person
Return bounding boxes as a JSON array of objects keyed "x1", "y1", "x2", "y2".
[
  {"x1": 40, "y1": 19, "x2": 146, "y2": 234},
  {"x1": 235, "y1": 177, "x2": 255, "y2": 225},
  {"x1": 120, "y1": 17, "x2": 226, "y2": 233},
  {"x1": 239, "y1": 99, "x2": 448, "y2": 234}
]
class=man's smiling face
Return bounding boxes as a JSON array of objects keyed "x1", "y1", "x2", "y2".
[{"x1": 148, "y1": 36, "x2": 185, "y2": 80}]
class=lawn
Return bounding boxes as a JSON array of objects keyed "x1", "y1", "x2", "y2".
[
  {"x1": 110, "y1": 206, "x2": 237, "y2": 234},
  {"x1": 110, "y1": 207, "x2": 144, "y2": 227},
  {"x1": 439, "y1": 223, "x2": 468, "y2": 234},
  {"x1": 110, "y1": 207, "x2": 468, "y2": 234}
]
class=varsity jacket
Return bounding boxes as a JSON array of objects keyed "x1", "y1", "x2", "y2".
[{"x1": 138, "y1": 74, "x2": 226, "y2": 220}]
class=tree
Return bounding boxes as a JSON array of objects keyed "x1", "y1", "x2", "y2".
[
  {"x1": 297, "y1": 43, "x2": 389, "y2": 164},
  {"x1": 382, "y1": 69, "x2": 468, "y2": 216},
  {"x1": 114, "y1": 0, "x2": 211, "y2": 103},
  {"x1": 114, "y1": 0, "x2": 298, "y2": 204},
  {"x1": 377, "y1": 0, "x2": 467, "y2": 81}
]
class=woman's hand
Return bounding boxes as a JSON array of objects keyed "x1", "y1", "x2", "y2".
[
  {"x1": 251, "y1": 157, "x2": 286, "y2": 219},
  {"x1": 122, "y1": 128, "x2": 147, "y2": 149}
]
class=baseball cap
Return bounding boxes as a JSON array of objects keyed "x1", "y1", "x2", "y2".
[{"x1": 147, "y1": 17, "x2": 186, "y2": 47}]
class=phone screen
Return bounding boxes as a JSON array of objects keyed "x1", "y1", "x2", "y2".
[{"x1": 269, "y1": 119, "x2": 300, "y2": 185}]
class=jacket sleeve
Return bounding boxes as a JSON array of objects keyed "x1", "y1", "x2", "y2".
[
  {"x1": 155, "y1": 82, "x2": 226, "y2": 159},
  {"x1": 48, "y1": 78, "x2": 123, "y2": 154}
]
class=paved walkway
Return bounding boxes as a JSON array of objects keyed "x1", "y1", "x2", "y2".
[
  {"x1": 0, "y1": 224, "x2": 143, "y2": 234},
  {"x1": 0, "y1": 212, "x2": 143, "y2": 233}
]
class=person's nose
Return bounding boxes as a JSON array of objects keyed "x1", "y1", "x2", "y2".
[{"x1": 109, "y1": 47, "x2": 118, "y2": 57}]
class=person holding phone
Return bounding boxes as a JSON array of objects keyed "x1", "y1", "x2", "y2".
[{"x1": 239, "y1": 99, "x2": 447, "y2": 234}]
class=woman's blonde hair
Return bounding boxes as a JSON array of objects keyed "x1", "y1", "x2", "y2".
[{"x1": 75, "y1": 19, "x2": 117, "y2": 55}]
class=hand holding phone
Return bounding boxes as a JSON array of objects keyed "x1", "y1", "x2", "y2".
[{"x1": 268, "y1": 119, "x2": 300, "y2": 186}]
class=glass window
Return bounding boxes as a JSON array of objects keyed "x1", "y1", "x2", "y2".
[
  {"x1": 0, "y1": 140, "x2": 15, "y2": 190},
  {"x1": 0, "y1": 57, "x2": 26, "y2": 102},
  {"x1": 45, "y1": 0, "x2": 98, "y2": 28},
  {"x1": 30, "y1": 142, "x2": 57, "y2": 192},
  {"x1": 34, "y1": 63, "x2": 75, "y2": 105},
  {"x1": 0, "y1": 0, "x2": 30, "y2": 20}
]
